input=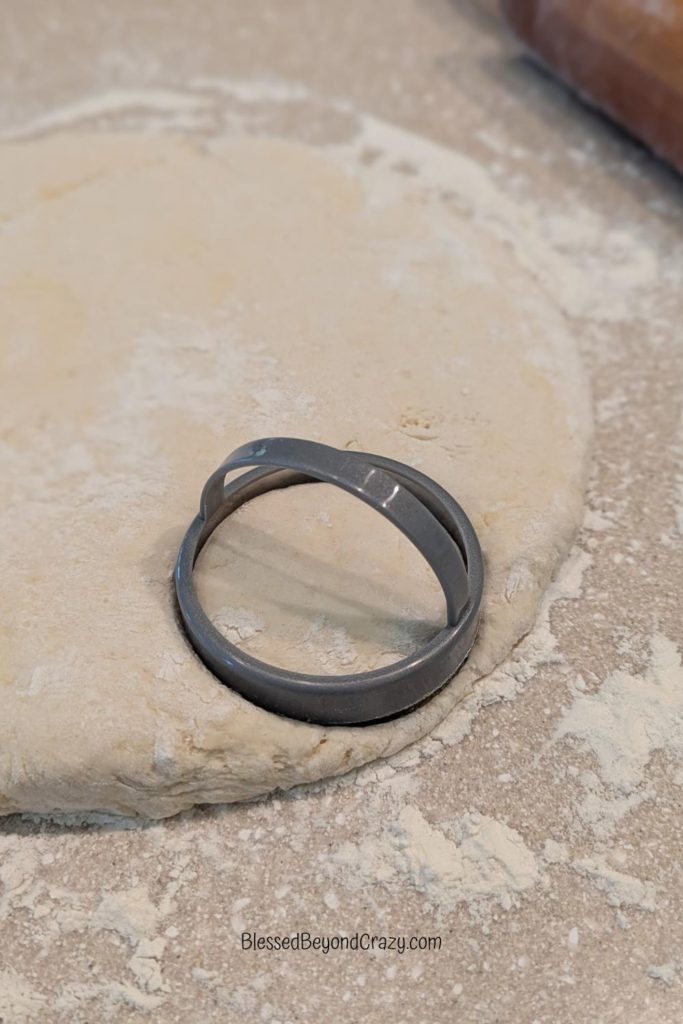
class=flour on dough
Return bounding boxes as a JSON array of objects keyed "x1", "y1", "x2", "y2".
[{"x1": 0, "y1": 132, "x2": 590, "y2": 817}]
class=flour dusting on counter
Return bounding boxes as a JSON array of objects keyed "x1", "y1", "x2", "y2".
[
  {"x1": 556, "y1": 634, "x2": 683, "y2": 791},
  {"x1": 326, "y1": 806, "x2": 540, "y2": 914}
]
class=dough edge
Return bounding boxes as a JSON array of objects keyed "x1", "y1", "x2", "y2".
[{"x1": 0, "y1": 132, "x2": 592, "y2": 819}]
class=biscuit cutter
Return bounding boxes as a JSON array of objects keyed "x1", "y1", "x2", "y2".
[{"x1": 175, "y1": 437, "x2": 483, "y2": 725}]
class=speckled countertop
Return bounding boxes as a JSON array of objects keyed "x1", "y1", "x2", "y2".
[{"x1": 1, "y1": 3, "x2": 682, "y2": 1022}]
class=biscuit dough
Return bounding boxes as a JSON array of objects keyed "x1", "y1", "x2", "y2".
[{"x1": 0, "y1": 134, "x2": 590, "y2": 817}]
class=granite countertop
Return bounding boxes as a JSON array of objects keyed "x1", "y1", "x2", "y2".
[{"x1": 1, "y1": 3, "x2": 682, "y2": 1022}]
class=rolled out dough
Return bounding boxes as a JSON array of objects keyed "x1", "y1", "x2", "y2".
[{"x1": 0, "y1": 134, "x2": 590, "y2": 818}]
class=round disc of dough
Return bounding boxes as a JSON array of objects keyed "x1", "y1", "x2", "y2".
[{"x1": 0, "y1": 134, "x2": 589, "y2": 818}]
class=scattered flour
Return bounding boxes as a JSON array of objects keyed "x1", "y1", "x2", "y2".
[
  {"x1": 572, "y1": 855, "x2": 657, "y2": 912},
  {"x1": 211, "y1": 606, "x2": 266, "y2": 645},
  {"x1": 432, "y1": 546, "x2": 591, "y2": 747},
  {"x1": 555, "y1": 634, "x2": 683, "y2": 792},
  {"x1": 552, "y1": 633, "x2": 683, "y2": 863},
  {"x1": 91, "y1": 886, "x2": 161, "y2": 945},
  {"x1": 337, "y1": 115, "x2": 671, "y2": 326},
  {"x1": 327, "y1": 805, "x2": 540, "y2": 914},
  {"x1": 1, "y1": 78, "x2": 671, "y2": 334},
  {"x1": 647, "y1": 961, "x2": 681, "y2": 986},
  {"x1": 541, "y1": 839, "x2": 570, "y2": 864},
  {"x1": 573, "y1": 783, "x2": 654, "y2": 840}
]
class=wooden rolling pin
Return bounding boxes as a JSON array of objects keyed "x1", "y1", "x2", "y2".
[{"x1": 501, "y1": 0, "x2": 683, "y2": 173}]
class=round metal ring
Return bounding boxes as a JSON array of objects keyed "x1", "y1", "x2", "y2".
[{"x1": 174, "y1": 437, "x2": 484, "y2": 725}]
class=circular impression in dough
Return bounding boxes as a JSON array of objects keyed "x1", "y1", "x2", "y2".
[{"x1": 0, "y1": 133, "x2": 590, "y2": 818}]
